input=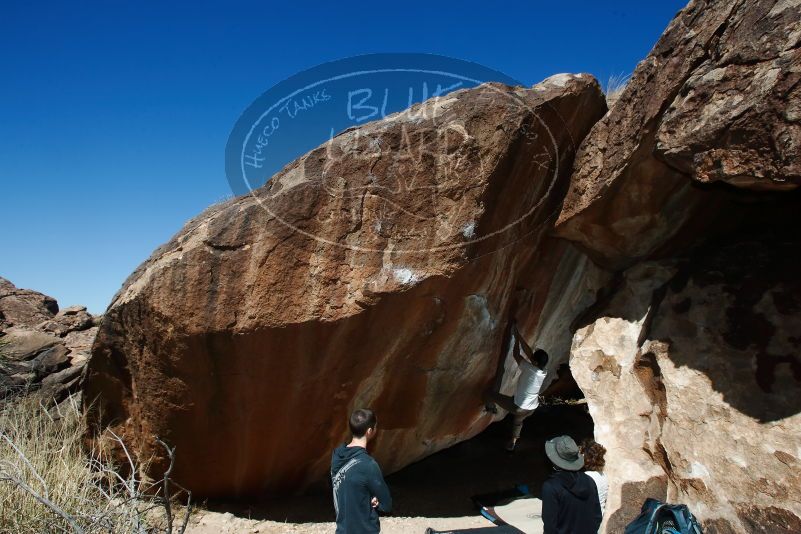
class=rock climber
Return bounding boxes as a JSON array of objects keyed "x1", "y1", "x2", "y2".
[{"x1": 484, "y1": 320, "x2": 549, "y2": 451}]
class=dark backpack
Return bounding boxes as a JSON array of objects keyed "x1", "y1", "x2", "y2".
[{"x1": 624, "y1": 498, "x2": 704, "y2": 534}]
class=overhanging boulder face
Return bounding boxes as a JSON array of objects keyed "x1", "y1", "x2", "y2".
[
  {"x1": 555, "y1": 0, "x2": 801, "y2": 267},
  {"x1": 84, "y1": 76, "x2": 606, "y2": 497}
]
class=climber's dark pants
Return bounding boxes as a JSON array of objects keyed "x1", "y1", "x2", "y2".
[{"x1": 485, "y1": 390, "x2": 535, "y2": 440}]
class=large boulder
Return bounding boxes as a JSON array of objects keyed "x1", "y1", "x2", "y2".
[
  {"x1": 555, "y1": 0, "x2": 801, "y2": 267},
  {"x1": 570, "y1": 232, "x2": 801, "y2": 532},
  {"x1": 84, "y1": 76, "x2": 607, "y2": 497}
]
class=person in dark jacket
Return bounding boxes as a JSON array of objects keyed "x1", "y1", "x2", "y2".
[
  {"x1": 331, "y1": 408, "x2": 392, "y2": 533},
  {"x1": 541, "y1": 435, "x2": 602, "y2": 534}
]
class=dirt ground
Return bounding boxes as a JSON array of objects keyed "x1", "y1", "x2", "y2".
[{"x1": 187, "y1": 404, "x2": 593, "y2": 533}]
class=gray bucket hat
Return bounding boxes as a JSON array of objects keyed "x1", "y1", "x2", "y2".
[{"x1": 545, "y1": 435, "x2": 584, "y2": 471}]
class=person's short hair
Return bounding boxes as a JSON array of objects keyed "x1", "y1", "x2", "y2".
[
  {"x1": 534, "y1": 349, "x2": 549, "y2": 368},
  {"x1": 581, "y1": 439, "x2": 607, "y2": 472},
  {"x1": 349, "y1": 408, "x2": 377, "y2": 438}
]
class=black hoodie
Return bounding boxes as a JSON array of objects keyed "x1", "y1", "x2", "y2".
[
  {"x1": 541, "y1": 470, "x2": 602, "y2": 534},
  {"x1": 331, "y1": 445, "x2": 392, "y2": 533}
]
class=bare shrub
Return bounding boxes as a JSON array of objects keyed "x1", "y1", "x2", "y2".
[{"x1": 0, "y1": 393, "x2": 191, "y2": 533}]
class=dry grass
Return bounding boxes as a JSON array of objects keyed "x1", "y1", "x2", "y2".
[
  {"x1": 0, "y1": 393, "x2": 190, "y2": 533},
  {"x1": 604, "y1": 72, "x2": 631, "y2": 109}
]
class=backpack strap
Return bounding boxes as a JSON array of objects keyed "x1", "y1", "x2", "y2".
[
  {"x1": 669, "y1": 505, "x2": 702, "y2": 534},
  {"x1": 645, "y1": 503, "x2": 669, "y2": 534},
  {"x1": 331, "y1": 458, "x2": 362, "y2": 516},
  {"x1": 672, "y1": 506, "x2": 691, "y2": 532},
  {"x1": 332, "y1": 457, "x2": 361, "y2": 482}
]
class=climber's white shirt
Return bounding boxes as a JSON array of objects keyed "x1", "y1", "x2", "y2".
[
  {"x1": 513, "y1": 360, "x2": 547, "y2": 410},
  {"x1": 586, "y1": 470, "x2": 608, "y2": 515}
]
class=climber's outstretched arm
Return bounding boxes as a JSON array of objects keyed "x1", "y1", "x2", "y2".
[
  {"x1": 511, "y1": 329, "x2": 524, "y2": 367},
  {"x1": 512, "y1": 323, "x2": 535, "y2": 366}
]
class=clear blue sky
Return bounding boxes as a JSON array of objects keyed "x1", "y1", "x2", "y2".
[{"x1": 1, "y1": 1, "x2": 686, "y2": 314}]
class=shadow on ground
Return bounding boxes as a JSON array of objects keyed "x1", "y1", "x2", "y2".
[
  {"x1": 428, "y1": 527, "x2": 522, "y2": 533},
  {"x1": 203, "y1": 404, "x2": 593, "y2": 523}
]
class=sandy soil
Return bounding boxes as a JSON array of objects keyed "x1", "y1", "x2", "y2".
[
  {"x1": 186, "y1": 405, "x2": 592, "y2": 534},
  {"x1": 186, "y1": 513, "x2": 495, "y2": 534}
]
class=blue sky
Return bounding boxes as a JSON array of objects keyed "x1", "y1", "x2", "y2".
[{"x1": 1, "y1": 1, "x2": 686, "y2": 314}]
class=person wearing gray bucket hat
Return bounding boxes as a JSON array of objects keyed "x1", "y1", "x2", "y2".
[
  {"x1": 545, "y1": 435, "x2": 585, "y2": 471},
  {"x1": 541, "y1": 435, "x2": 602, "y2": 534}
]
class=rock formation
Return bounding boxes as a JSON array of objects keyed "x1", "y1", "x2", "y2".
[
  {"x1": 81, "y1": 0, "x2": 801, "y2": 529},
  {"x1": 0, "y1": 277, "x2": 98, "y2": 403},
  {"x1": 559, "y1": 0, "x2": 801, "y2": 531},
  {"x1": 555, "y1": 0, "x2": 801, "y2": 267},
  {"x1": 571, "y1": 235, "x2": 801, "y2": 532},
  {"x1": 84, "y1": 76, "x2": 607, "y2": 497},
  {"x1": 0, "y1": 276, "x2": 58, "y2": 329}
]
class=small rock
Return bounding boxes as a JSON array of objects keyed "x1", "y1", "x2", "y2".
[
  {"x1": 2, "y1": 328, "x2": 61, "y2": 361},
  {"x1": 0, "y1": 372, "x2": 35, "y2": 397},
  {"x1": 57, "y1": 305, "x2": 87, "y2": 316},
  {"x1": 32, "y1": 344, "x2": 70, "y2": 376},
  {"x1": 41, "y1": 364, "x2": 83, "y2": 388},
  {"x1": 0, "y1": 277, "x2": 58, "y2": 328},
  {"x1": 39, "y1": 365, "x2": 84, "y2": 404},
  {"x1": 37, "y1": 309, "x2": 94, "y2": 337},
  {"x1": 64, "y1": 326, "x2": 99, "y2": 354}
]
